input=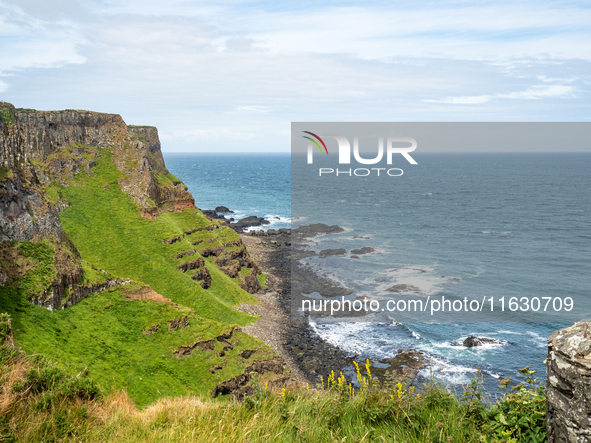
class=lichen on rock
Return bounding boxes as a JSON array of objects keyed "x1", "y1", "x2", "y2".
[{"x1": 546, "y1": 319, "x2": 591, "y2": 442}]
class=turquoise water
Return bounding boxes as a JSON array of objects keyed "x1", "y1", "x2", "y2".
[
  {"x1": 165, "y1": 152, "x2": 591, "y2": 389},
  {"x1": 164, "y1": 153, "x2": 291, "y2": 230}
]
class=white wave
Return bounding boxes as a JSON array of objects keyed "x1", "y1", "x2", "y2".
[
  {"x1": 300, "y1": 292, "x2": 324, "y2": 300},
  {"x1": 497, "y1": 330, "x2": 524, "y2": 335},
  {"x1": 242, "y1": 214, "x2": 291, "y2": 232},
  {"x1": 417, "y1": 355, "x2": 478, "y2": 384},
  {"x1": 307, "y1": 320, "x2": 412, "y2": 359},
  {"x1": 526, "y1": 331, "x2": 547, "y2": 347},
  {"x1": 372, "y1": 265, "x2": 447, "y2": 297},
  {"x1": 263, "y1": 214, "x2": 292, "y2": 223},
  {"x1": 426, "y1": 339, "x2": 507, "y2": 352}
]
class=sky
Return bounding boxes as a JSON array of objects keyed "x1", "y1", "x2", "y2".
[{"x1": 0, "y1": 0, "x2": 590, "y2": 152}]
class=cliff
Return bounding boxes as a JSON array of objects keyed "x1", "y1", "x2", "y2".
[
  {"x1": 0, "y1": 102, "x2": 194, "y2": 224},
  {"x1": 0, "y1": 102, "x2": 193, "y2": 309},
  {"x1": 0, "y1": 102, "x2": 275, "y2": 407}
]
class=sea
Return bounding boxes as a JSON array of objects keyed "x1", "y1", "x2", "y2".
[{"x1": 165, "y1": 152, "x2": 591, "y2": 392}]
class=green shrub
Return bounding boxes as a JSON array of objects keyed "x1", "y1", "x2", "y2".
[
  {"x1": 0, "y1": 102, "x2": 15, "y2": 126},
  {"x1": 481, "y1": 367, "x2": 547, "y2": 443}
]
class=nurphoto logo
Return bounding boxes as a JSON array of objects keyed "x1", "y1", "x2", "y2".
[{"x1": 303, "y1": 131, "x2": 418, "y2": 176}]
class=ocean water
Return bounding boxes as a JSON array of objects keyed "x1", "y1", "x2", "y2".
[
  {"x1": 164, "y1": 153, "x2": 291, "y2": 230},
  {"x1": 165, "y1": 152, "x2": 591, "y2": 390}
]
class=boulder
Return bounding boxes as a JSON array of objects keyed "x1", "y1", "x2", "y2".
[
  {"x1": 462, "y1": 336, "x2": 503, "y2": 347},
  {"x1": 215, "y1": 206, "x2": 234, "y2": 213}
]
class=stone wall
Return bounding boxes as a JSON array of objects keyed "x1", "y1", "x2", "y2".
[{"x1": 546, "y1": 319, "x2": 591, "y2": 442}]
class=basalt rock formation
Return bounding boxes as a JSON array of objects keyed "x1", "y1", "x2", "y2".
[
  {"x1": 0, "y1": 102, "x2": 193, "y2": 221},
  {"x1": 0, "y1": 102, "x2": 194, "y2": 309}
]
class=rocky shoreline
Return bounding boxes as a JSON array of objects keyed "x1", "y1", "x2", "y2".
[
  {"x1": 199, "y1": 206, "x2": 270, "y2": 232},
  {"x1": 205, "y1": 207, "x2": 508, "y2": 388},
  {"x1": 238, "y1": 229, "x2": 355, "y2": 386},
  {"x1": 234, "y1": 218, "x2": 428, "y2": 387}
]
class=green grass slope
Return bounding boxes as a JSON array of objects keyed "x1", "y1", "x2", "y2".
[
  {"x1": 0, "y1": 146, "x2": 275, "y2": 407},
  {"x1": 54, "y1": 149, "x2": 256, "y2": 322}
]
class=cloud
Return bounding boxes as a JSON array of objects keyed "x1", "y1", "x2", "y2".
[
  {"x1": 502, "y1": 84, "x2": 574, "y2": 99},
  {"x1": 424, "y1": 95, "x2": 491, "y2": 105},
  {"x1": 0, "y1": 1, "x2": 86, "y2": 77},
  {"x1": 424, "y1": 84, "x2": 575, "y2": 105},
  {"x1": 0, "y1": 1, "x2": 590, "y2": 151},
  {"x1": 163, "y1": 127, "x2": 258, "y2": 143},
  {"x1": 233, "y1": 106, "x2": 272, "y2": 114}
]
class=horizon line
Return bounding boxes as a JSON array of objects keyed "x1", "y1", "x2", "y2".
[{"x1": 161, "y1": 151, "x2": 591, "y2": 154}]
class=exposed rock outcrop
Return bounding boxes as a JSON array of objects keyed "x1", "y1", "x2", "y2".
[
  {"x1": 174, "y1": 328, "x2": 238, "y2": 358},
  {"x1": 230, "y1": 216, "x2": 270, "y2": 232},
  {"x1": 319, "y1": 248, "x2": 346, "y2": 257},
  {"x1": 462, "y1": 336, "x2": 503, "y2": 347},
  {"x1": 0, "y1": 168, "x2": 64, "y2": 243},
  {"x1": 350, "y1": 246, "x2": 374, "y2": 255},
  {"x1": 0, "y1": 102, "x2": 194, "y2": 310},
  {"x1": 211, "y1": 356, "x2": 287, "y2": 399},
  {"x1": 177, "y1": 257, "x2": 205, "y2": 273},
  {"x1": 31, "y1": 278, "x2": 130, "y2": 311},
  {"x1": 546, "y1": 320, "x2": 591, "y2": 443},
  {"x1": 0, "y1": 102, "x2": 194, "y2": 221},
  {"x1": 192, "y1": 267, "x2": 212, "y2": 289},
  {"x1": 239, "y1": 273, "x2": 261, "y2": 294}
]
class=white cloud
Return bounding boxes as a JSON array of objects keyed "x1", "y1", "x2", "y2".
[
  {"x1": 502, "y1": 84, "x2": 574, "y2": 100},
  {"x1": 425, "y1": 95, "x2": 491, "y2": 105},
  {"x1": 0, "y1": 1, "x2": 86, "y2": 77},
  {"x1": 424, "y1": 84, "x2": 575, "y2": 105},
  {"x1": 164, "y1": 128, "x2": 258, "y2": 143},
  {"x1": 234, "y1": 106, "x2": 272, "y2": 114},
  {"x1": 0, "y1": 1, "x2": 590, "y2": 151}
]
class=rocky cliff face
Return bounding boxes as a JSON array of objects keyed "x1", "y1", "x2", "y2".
[
  {"x1": 546, "y1": 320, "x2": 591, "y2": 442},
  {"x1": 0, "y1": 102, "x2": 194, "y2": 219},
  {"x1": 0, "y1": 101, "x2": 194, "y2": 309}
]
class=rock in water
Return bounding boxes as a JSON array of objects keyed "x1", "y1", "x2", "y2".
[
  {"x1": 462, "y1": 336, "x2": 502, "y2": 347},
  {"x1": 463, "y1": 336, "x2": 482, "y2": 347},
  {"x1": 230, "y1": 216, "x2": 270, "y2": 232},
  {"x1": 215, "y1": 206, "x2": 233, "y2": 213},
  {"x1": 546, "y1": 320, "x2": 591, "y2": 442},
  {"x1": 350, "y1": 246, "x2": 374, "y2": 255},
  {"x1": 319, "y1": 248, "x2": 346, "y2": 257},
  {"x1": 386, "y1": 284, "x2": 420, "y2": 293}
]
